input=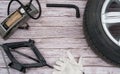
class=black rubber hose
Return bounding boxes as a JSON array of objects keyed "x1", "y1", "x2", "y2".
[
  {"x1": 7, "y1": 0, "x2": 41, "y2": 20},
  {"x1": 46, "y1": 4, "x2": 80, "y2": 18}
]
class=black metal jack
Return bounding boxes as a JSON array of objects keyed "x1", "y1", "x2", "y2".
[{"x1": 1, "y1": 39, "x2": 53, "y2": 73}]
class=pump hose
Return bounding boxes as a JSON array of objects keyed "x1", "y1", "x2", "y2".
[{"x1": 7, "y1": 0, "x2": 41, "y2": 20}]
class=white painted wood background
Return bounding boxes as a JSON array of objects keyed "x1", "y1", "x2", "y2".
[{"x1": 0, "y1": 0, "x2": 120, "y2": 74}]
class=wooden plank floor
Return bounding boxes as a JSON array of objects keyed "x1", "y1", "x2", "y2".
[{"x1": 0, "y1": 0, "x2": 120, "y2": 74}]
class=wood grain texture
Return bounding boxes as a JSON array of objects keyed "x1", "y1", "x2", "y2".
[{"x1": 0, "y1": 0, "x2": 119, "y2": 74}]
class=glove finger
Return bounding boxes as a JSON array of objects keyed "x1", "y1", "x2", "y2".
[
  {"x1": 52, "y1": 71, "x2": 61, "y2": 74},
  {"x1": 67, "y1": 51, "x2": 77, "y2": 64},
  {"x1": 59, "y1": 57, "x2": 68, "y2": 63},
  {"x1": 56, "y1": 61, "x2": 64, "y2": 66},
  {"x1": 53, "y1": 65, "x2": 63, "y2": 71}
]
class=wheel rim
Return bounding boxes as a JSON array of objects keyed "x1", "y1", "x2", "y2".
[{"x1": 101, "y1": 0, "x2": 120, "y2": 46}]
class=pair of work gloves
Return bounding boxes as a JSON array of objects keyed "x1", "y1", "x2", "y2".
[{"x1": 52, "y1": 51, "x2": 84, "y2": 74}]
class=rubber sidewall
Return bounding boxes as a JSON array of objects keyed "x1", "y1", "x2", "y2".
[{"x1": 84, "y1": 0, "x2": 120, "y2": 64}]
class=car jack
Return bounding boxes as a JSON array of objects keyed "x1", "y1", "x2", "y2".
[{"x1": 1, "y1": 39, "x2": 53, "y2": 73}]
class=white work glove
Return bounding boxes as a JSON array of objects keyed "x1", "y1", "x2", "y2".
[{"x1": 53, "y1": 51, "x2": 84, "y2": 74}]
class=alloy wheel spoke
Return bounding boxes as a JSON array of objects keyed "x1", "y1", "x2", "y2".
[
  {"x1": 102, "y1": 12, "x2": 120, "y2": 27},
  {"x1": 101, "y1": 0, "x2": 120, "y2": 46}
]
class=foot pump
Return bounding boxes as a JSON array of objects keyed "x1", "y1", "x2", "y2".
[{"x1": 0, "y1": 0, "x2": 41, "y2": 39}]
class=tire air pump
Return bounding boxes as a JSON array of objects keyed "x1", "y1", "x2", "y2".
[{"x1": 0, "y1": 0, "x2": 41, "y2": 39}]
